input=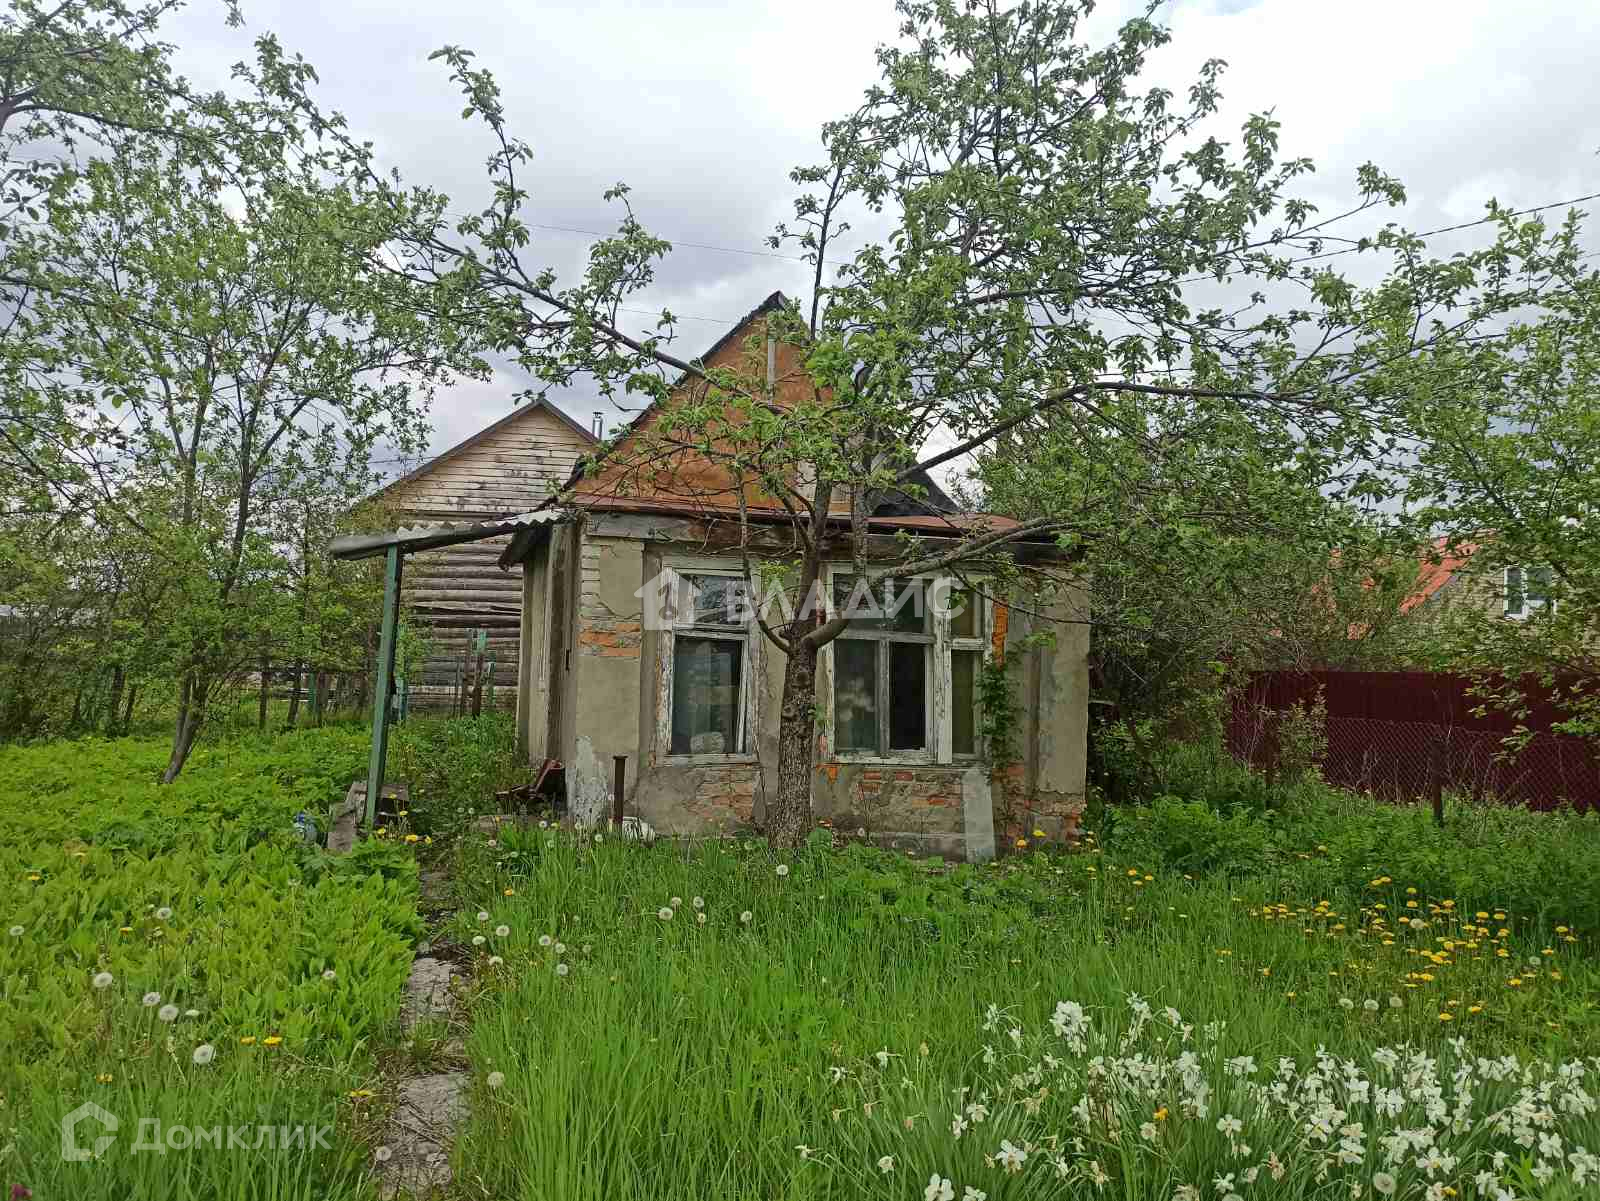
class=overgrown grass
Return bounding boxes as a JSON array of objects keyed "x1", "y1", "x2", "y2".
[
  {"x1": 0, "y1": 728, "x2": 419, "y2": 1199},
  {"x1": 447, "y1": 814, "x2": 1599, "y2": 1201}
]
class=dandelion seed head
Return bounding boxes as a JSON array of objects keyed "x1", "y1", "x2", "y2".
[
  {"x1": 158, "y1": 1004, "x2": 179, "y2": 1023},
  {"x1": 142, "y1": 991, "x2": 161, "y2": 1007},
  {"x1": 487, "y1": 1070, "x2": 505, "y2": 1088},
  {"x1": 495, "y1": 924, "x2": 510, "y2": 938},
  {"x1": 192, "y1": 1043, "x2": 215, "y2": 1066}
]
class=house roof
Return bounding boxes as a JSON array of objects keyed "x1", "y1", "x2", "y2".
[
  {"x1": 559, "y1": 290, "x2": 790, "y2": 495},
  {"x1": 1402, "y1": 536, "x2": 1477, "y2": 613},
  {"x1": 377, "y1": 395, "x2": 596, "y2": 501}
]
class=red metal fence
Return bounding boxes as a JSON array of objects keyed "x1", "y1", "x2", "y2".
[{"x1": 1227, "y1": 670, "x2": 1599, "y2": 811}]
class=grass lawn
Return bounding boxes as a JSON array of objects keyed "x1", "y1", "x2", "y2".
[
  {"x1": 443, "y1": 811, "x2": 1600, "y2": 1201},
  {"x1": 0, "y1": 728, "x2": 420, "y2": 1199}
]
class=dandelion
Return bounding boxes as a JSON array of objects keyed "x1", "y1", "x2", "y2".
[
  {"x1": 487, "y1": 1071, "x2": 505, "y2": 1088},
  {"x1": 142, "y1": 991, "x2": 161, "y2": 1007},
  {"x1": 185, "y1": 1008, "x2": 199, "y2": 1018},
  {"x1": 192, "y1": 1044, "x2": 215, "y2": 1066},
  {"x1": 155, "y1": 906, "x2": 173, "y2": 920},
  {"x1": 263, "y1": 1035, "x2": 282, "y2": 1046},
  {"x1": 775, "y1": 864, "x2": 789, "y2": 877},
  {"x1": 477, "y1": 911, "x2": 490, "y2": 922},
  {"x1": 7, "y1": 925, "x2": 21, "y2": 937},
  {"x1": 488, "y1": 955, "x2": 503, "y2": 967},
  {"x1": 240, "y1": 1036, "x2": 256, "y2": 1045},
  {"x1": 554, "y1": 942, "x2": 566, "y2": 954},
  {"x1": 556, "y1": 962, "x2": 570, "y2": 977},
  {"x1": 878, "y1": 1155, "x2": 895, "y2": 1174},
  {"x1": 696, "y1": 912, "x2": 707, "y2": 925},
  {"x1": 739, "y1": 910, "x2": 753, "y2": 924},
  {"x1": 96, "y1": 1073, "x2": 113, "y2": 1083},
  {"x1": 1373, "y1": 1172, "x2": 1397, "y2": 1196},
  {"x1": 503, "y1": 888, "x2": 515, "y2": 896},
  {"x1": 1363, "y1": 999, "x2": 1379, "y2": 1012},
  {"x1": 157, "y1": 1004, "x2": 179, "y2": 1023},
  {"x1": 657, "y1": 907, "x2": 674, "y2": 921},
  {"x1": 692, "y1": 896, "x2": 705, "y2": 910},
  {"x1": 374, "y1": 1146, "x2": 392, "y2": 1163},
  {"x1": 1389, "y1": 996, "x2": 1403, "y2": 1008},
  {"x1": 670, "y1": 896, "x2": 683, "y2": 907},
  {"x1": 538, "y1": 934, "x2": 553, "y2": 947},
  {"x1": 472, "y1": 935, "x2": 487, "y2": 946},
  {"x1": 925, "y1": 1174, "x2": 954, "y2": 1201},
  {"x1": 495, "y1": 924, "x2": 510, "y2": 938},
  {"x1": 997, "y1": 1140, "x2": 1027, "y2": 1172}
]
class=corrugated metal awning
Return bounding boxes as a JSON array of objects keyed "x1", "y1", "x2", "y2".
[{"x1": 329, "y1": 509, "x2": 569, "y2": 562}]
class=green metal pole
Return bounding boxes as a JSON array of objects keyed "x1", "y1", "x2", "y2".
[{"x1": 365, "y1": 545, "x2": 402, "y2": 828}]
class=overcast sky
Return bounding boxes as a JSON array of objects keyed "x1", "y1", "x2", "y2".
[{"x1": 167, "y1": 0, "x2": 1600, "y2": 473}]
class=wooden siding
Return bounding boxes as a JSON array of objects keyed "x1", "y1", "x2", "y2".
[{"x1": 381, "y1": 404, "x2": 592, "y2": 708}]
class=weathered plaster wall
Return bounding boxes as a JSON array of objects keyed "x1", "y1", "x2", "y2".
[
  {"x1": 564, "y1": 528, "x2": 644, "y2": 823},
  {"x1": 537, "y1": 524, "x2": 1090, "y2": 858}
]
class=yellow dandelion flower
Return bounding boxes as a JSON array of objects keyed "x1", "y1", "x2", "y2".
[
  {"x1": 1438, "y1": 1012, "x2": 1452, "y2": 1022},
  {"x1": 504, "y1": 888, "x2": 515, "y2": 896},
  {"x1": 240, "y1": 1036, "x2": 256, "y2": 1045},
  {"x1": 96, "y1": 1073, "x2": 114, "y2": 1083},
  {"x1": 263, "y1": 1036, "x2": 283, "y2": 1047}
]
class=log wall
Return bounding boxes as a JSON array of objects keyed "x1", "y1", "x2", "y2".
[{"x1": 381, "y1": 402, "x2": 593, "y2": 709}]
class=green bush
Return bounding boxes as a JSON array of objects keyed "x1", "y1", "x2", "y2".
[
  {"x1": 1105, "y1": 795, "x2": 1272, "y2": 876},
  {"x1": 390, "y1": 713, "x2": 524, "y2": 836}
]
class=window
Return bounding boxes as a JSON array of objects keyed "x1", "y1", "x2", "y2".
[
  {"x1": 1504, "y1": 565, "x2": 1554, "y2": 620},
  {"x1": 663, "y1": 571, "x2": 752, "y2": 757},
  {"x1": 828, "y1": 572, "x2": 987, "y2": 761}
]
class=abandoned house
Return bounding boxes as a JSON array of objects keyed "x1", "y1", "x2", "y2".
[
  {"x1": 375, "y1": 398, "x2": 595, "y2": 707},
  {"x1": 487, "y1": 294, "x2": 1091, "y2": 861}
]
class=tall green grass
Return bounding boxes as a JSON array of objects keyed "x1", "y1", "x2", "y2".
[{"x1": 449, "y1": 826, "x2": 1599, "y2": 1201}]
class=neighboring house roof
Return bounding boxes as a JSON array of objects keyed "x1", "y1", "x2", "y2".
[
  {"x1": 377, "y1": 395, "x2": 596, "y2": 502},
  {"x1": 1402, "y1": 536, "x2": 1478, "y2": 613}
]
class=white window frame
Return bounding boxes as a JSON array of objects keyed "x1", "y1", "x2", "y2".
[
  {"x1": 1503, "y1": 564, "x2": 1554, "y2": 621},
  {"x1": 655, "y1": 559, "x2": 761, "y2": 764},
  {"x1": 820, "y1": 566, "x2": 991, "y2": 765}
]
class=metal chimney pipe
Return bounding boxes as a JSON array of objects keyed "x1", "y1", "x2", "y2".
[{"x1": 592, "y1": 411, "x2": 604, "y2": 438}]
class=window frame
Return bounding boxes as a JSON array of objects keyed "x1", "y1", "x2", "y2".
[
  {"x1": 1503, "y1": 564, "x2": 1554, "y2": 621},
  {"x1": 655, "y1": 560, "x2": 760, "y2": 765},
  {"x1": 821, "y1": 566, "x2": 991, "y2": 765}
]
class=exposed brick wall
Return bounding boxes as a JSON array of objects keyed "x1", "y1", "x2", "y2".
[{"x1": 575, "y1": 539, "x2": 642, "y2": 659}]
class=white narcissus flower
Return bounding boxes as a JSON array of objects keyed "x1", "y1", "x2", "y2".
[
  {"x1": 739, "y1": 911, "x2": 753, "y2": 924},
  {"x1": 874, "y1": 1048, "x2": 891, "y2": 1068},
  {"x1": 997, "y1": 1141, "x2": 1026, "y2": 1172},
  {"x1": 925, "y1": 1174, "x2": 954, "y2": 1201},
  {"x1": 963, "y1": 1190, "x2": 987, "y2": 1201},
  {"x1": 878, "y1": 1156, "x2": 895, "y2": 1174}
]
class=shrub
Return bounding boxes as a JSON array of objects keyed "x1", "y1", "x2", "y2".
[
  {"x1": 390, "y1": 713, "x2": 523, "y2": 836},
  {"x1": 1105, "y1": 795, "x2": 1272, "y2": 876}
]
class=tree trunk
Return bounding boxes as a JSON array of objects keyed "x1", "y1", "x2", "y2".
[
  {"x1": 257, "y1": 655, "x2": 270, "y2": 731},
  {"x1": 769, "y1": 638, "x2": 819, "y2": 849},
  {"x1": 164, "y1": 674, "x2": 207, "y2": 782},
  {"x1": 286, "y1": 661, "x2": 303, "y2": 729},
  {"x1": 121, "y1": 684, "x2": 138, "y2": 735},
  {"x1": 105, "y1": 663, "x2": 126, "y2": 735},
  {"x1": 313, "y1": 670, "x2": 326, "y2": 727}
]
